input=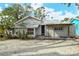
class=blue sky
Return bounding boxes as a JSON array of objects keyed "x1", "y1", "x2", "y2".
[
  {"x1": 31, "y1": 3, "x2": 78, "y2": 19},
  {"x1": 0, "y1": 3, "x2": 77, "y2": 14},
  {"x1": 0, "y1": 3, "x2": 10, "y2": 9},
  {"x1": 0, "y1": 3, "x2": 78, "y2": 20},
  {"x1": 43, "y1": 3, "x2": 77, "y2": 15}
]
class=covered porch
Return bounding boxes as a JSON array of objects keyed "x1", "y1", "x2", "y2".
[
  {"x1": 35, "y1": 23, "x2": 75, "y2": 39},
  {"x1": 46, "y1": 24, "x2": 74, "y2": 38}
]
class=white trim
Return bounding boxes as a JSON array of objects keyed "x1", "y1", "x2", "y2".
[
  {"x1": 40, "y1": 25, "x2": 46, "y2": 36},
  {"x1": 40, "y1": 25, "x2": 42, "y2": 35},
  {"x1": 14, "y1": 16, "x2": 41, "y2": 25},
  {"x1": 34, "y1": 28, "x2": 36, "y2": 37},
  {"x1": 45, "y1": 25, "x2": 46, "y2": 36}
]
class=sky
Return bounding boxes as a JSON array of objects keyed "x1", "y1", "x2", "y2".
[{"x1": 0, "y1": 3, "x2": 78, "y2": 20}]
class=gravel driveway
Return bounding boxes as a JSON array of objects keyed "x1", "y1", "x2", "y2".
[{"x1": 0, "y1": 39, "x2": 79, "y2": 56}]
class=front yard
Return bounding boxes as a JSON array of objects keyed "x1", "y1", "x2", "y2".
[{"x1": 0, "y1": 39, "x2": 79, "y2": 56}]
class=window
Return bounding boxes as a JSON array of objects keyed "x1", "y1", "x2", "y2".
[
  {"x1": 54, "y1": 27, "x2": 63, "y2": 30},
  {"x1": 27, "y1": 28, "x2": 34, "y2": 35}
]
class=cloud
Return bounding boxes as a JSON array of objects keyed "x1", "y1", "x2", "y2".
[
  {"x1": 44, "y1": 7, "x2": 63, "y2": 20},
  {"x1": 22, "y1": 3, "x2": 77, "y2": 21},
  {"x1": 44, "y1": 7, "x2": 77, "y2": 20},
  {"x1": 63, "y1": 11, "x2": 77, "y2": 18},
  {"x1": 30, "y1": 3, "x2": 77, "y2": 20},
  {"x1": 5, "y1": 4, "x2": 9, "y2": 8},
  {"x1": 75, "y1": 10, "x2": 79, "y2": 16},
  {"x1": 31, "y1": 3, "x2": 43, "y2": 10},
  {"x1": 0, "y1": 7, "x2": 3, "y2": 13}
]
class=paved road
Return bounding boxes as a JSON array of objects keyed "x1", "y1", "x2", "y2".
[{"x1": 0, "y1": 39, "x2": 79, "y2": 56}]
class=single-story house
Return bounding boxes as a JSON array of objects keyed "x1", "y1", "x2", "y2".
[{"x1": 8, "y1": 16, "x2": 75, "y2": 38}]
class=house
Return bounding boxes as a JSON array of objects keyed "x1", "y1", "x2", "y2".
[
  {"x1": 10, "y1": 16, "x2": 75, "y2": 38},
  {"x1": 70, "y1": 18, "x2": 79, "y2": 37}
]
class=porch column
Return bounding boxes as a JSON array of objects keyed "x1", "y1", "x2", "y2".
[
  {"x1": 34, "y1": 28, "x2": 36, "y2": 37},
  {"x1": 68, "y1": 25, "x2": 70, "y2": 37},
  {"x1": 45, "y1": 25, "x2": 46, "y2": 36}
]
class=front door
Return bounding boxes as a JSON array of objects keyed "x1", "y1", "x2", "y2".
[{"x1": 41, "y1": 25, "x2": 45, "y2": 36}]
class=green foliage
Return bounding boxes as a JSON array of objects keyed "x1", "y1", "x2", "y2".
[
  {"x1": 0, "y1": 3, "x2": 32, "y2": 29},
  {"x1": 0, "y1": 3, "x2": 46, "y2": 39},
  {"x1": 34, "y1": 7, "x2": 45, "y2": 20},
  {"x1": 64, "y1": 3, "x2": 71, "y2": 7},
  {"x1": 64, "y1": 3, "x2": 79, "y2": 9}
]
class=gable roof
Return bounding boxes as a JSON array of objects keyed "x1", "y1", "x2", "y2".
[
  {"x1": 14, "y1": 16, "x2": 41, "y2": 25},
  {"x1": 14, "y1": 16, "x2": 73, "y2": 27}
]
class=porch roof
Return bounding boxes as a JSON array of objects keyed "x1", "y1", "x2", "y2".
[
  {"x1": 40, "y1": 20, "x2": 73, "y2": 25},
  {"x1": 14, "y1": 25, "x2": 39, "y2": 28}
]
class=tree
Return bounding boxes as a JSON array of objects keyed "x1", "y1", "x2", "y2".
[
  {"x1": 64, "y1": 3, "x2": 79, "y2": 9},
  {"x1": 19, "y1": 3, "x2": 33, "y2": 18},
  {"x1": 34, "y1": 7, "x2": 46, "y2": 20},
  {"x1": 0, "y1": 3, "x2": 34, "y2": 38},
  {"x1": 64, "y1": 3, "x2": 79, "y2": 19},
  {"x1": 0, "y1": 7, "x2": 16, "y2": 29},
  {"x1": 0, "y1": 3, "x2": 33, "y2": 28},
  {"x1": 6, "y1": 4, "x2": 23, "y2": 21}
]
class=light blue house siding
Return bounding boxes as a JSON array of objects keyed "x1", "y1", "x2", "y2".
[{"x1": 71, "y1": 19, "x2": 79, "y2": 36}]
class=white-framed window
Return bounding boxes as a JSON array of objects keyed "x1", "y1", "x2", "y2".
[
  {"x1": 54, "y1": 27, "x2": 63, "y2": 30},
  {"x1": 27, "y1": 28, "x2": 34, "y2": 35}
]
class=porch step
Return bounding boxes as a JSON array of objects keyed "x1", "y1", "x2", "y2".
[{"x1": 36, "y1": 36, "x2": 72, "y2": 40}]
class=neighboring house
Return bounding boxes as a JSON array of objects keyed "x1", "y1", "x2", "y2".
[
  {"x1": 71, "y1": 18, "x2": 79, "y2": 37},
  {"x1": 11, "y1": 16, "x2": 75, "y2": 38}
]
